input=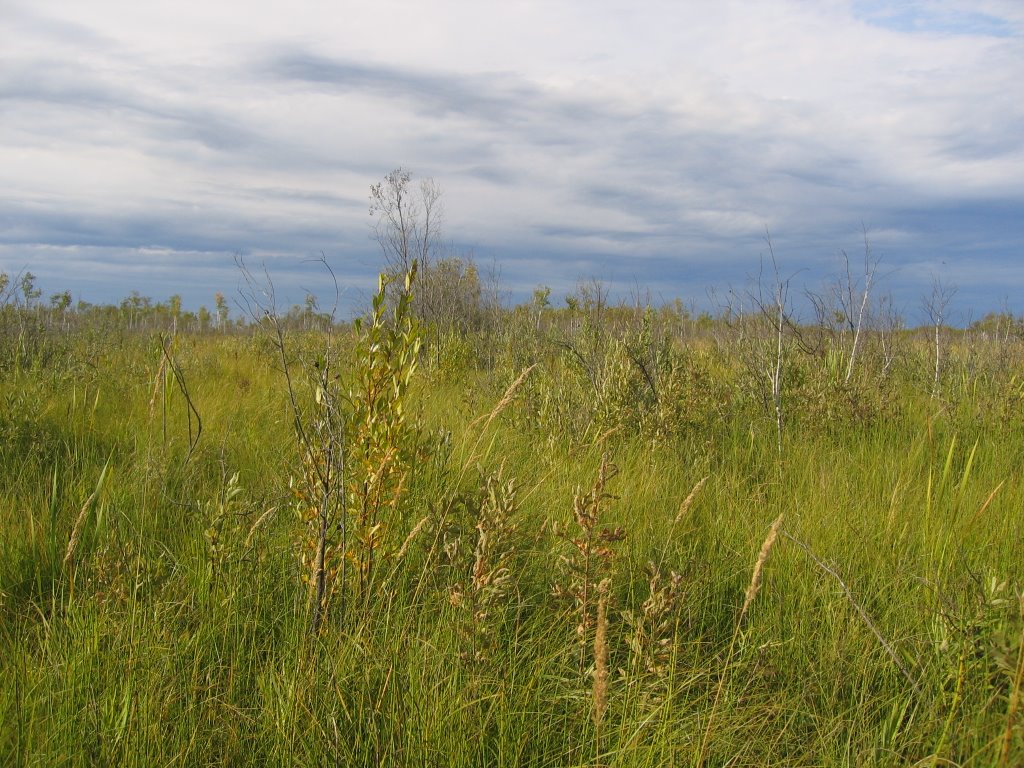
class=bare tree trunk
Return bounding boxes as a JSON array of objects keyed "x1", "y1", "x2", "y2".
[
  {"x1": 844, "y1": 231, "x2": 879, "y2": 385},
  {"x1": 763, "y1": 236, "x2": 788, "y2": 460},
  {"x1": 923, "y1": 275, "x2": 955, "y2": 399}
]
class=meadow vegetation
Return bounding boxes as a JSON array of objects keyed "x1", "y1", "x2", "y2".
[{"x1": 2, "y1": 222, "x2": 1024, "y2": 765}]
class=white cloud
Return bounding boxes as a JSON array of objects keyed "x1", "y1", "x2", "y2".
[{"x1": 1, "y1": 0, "x2": 1022, "y2": 315}]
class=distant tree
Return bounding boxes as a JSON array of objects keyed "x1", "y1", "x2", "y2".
[
  {"x1": 416, "y1": 256, "x2": 486, "y2": 333},
  {"x1": 369, "y1": 167, "x2": 442, "y2": 293},
  {"x1": 120, "y1": 290, "x2": 151, "y2": 329},
  {"x1": 169, "y1": 294, "x2": 182, "y2": 326},
  {"x1": 532, "y1": 285, "x2": 552, "y2": 331},
  {"x1": 367, "y1": 168, "x2": 496, "y2": 336},
  {"x1": 50, "y1": 291, "x2": 72, "y2": 312},
  {"x1": 49, "y1": 291, "x2": 73, "y2": 329},
  {"x1": 922, "y1": 275, "x2": 956, "y2": 398},
  {"x1": 970, "y1": 311, "x2": 1019, "y2": 341},
  {"x1": 214, "y1": 292, "x2": 229, "y2": 331},
  {"x1": 303, "y1": 293, "x2": 318, "y2": 331},
  {"x1": 20, "y1": 272, "x2": 41, "y2": 307}
]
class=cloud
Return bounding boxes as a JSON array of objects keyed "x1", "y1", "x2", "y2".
[
  {"x1": 1, "y1": 0, "x2": 1023, "y2": 320},
  {"x1": 266, "y1": 52, "x2": 538, "y2": 124}
]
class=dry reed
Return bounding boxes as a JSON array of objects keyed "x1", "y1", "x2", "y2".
[
  {"x1": 468, "y1": 363, "x2": 537, "y2": 433},
  {"x1": 964, "y1": 479, "x2": 1005, "y2": 534},
  {"x1": 395, "y1": 515, "x2": 431, "y2": 561},
  {"x1": 592, "y1": 579, "x2": 611, "y2": 732},
  {"x1": 148, "y1": 352, "x2": 168, "y2": 417},
  {"x1": 63, "y1": 488, "x2": 99, "y2": 574},
  {"x1": 674, "y1": 476, "x2": 709, "y2": 525},
  {"x1": 244, "y1": 506, "x2": 279, "y2": 548},
  {"x1": 697, "y1": 512, "x2": 786, "y2": 766},
  {"x1": 455, "y1": 363, "x2": 538, "y2": 492},
  {"x1": 739, "y1": 513, "x2": 784, "y2": 623}
]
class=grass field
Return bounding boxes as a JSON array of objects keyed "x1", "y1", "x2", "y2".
[{"x1": 1, "y1": 277, "x2": 1022, "y2": 766}]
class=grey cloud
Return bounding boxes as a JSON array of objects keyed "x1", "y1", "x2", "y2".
[
  {"x1": 0, "y1": 58, "x2": 265, "y2": 157},
  {"x1": 935, "y1": 126, "x2": 1024, "y2": 163},
  {"x1": 455, "y1": 165, "x2": 519, "y2": 186},
  {"x1": 573, "y1": 113, "x2": 875, "y2": 246},
  {"x1": 578, "y1": 184, "x2": 682, "y2": 226},
  {"x1": 0, "y1": 202, "x2": 356, "y2": 256},
  {"x1": 5, "y1": 4, "x2": 120, "y2": 50},
  {"x1": 243, "y1": 186, "x2": 365, "y2": 210},
  {"x1": 0, "y1": 53, "x2": 411, "y2": 194},
  {"x1": 2, "y1": 14, "x2": 1023, "y2": 318},
  {"x1": 263, "y1": 50, "x2": 608, "y2": 139},
  {"x1": 273, "y1": 56, "x2": 805, "y2": 253},
  {"x1": 535, "y1": 224, "x2": 662, "y2": 245}
]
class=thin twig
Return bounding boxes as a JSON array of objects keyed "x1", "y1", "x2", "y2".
[
  {"x1": 160, "y1": 335, "x2": 202, "y2": 464},
  {"x1": 782, "y1": 531, "x2": 922, "y2": 695}
]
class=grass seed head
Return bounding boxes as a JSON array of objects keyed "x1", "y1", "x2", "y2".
[{"x1": 740, "y1": 513, "x2": 784, "y2": 624}]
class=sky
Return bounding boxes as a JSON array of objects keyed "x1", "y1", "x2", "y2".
[{"x1": 2, "y1": 0, "x2": 1023, "y2": 321}]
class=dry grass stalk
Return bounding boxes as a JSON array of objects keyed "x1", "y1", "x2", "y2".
[
  {"x1": 593, "y1": 425, "x2": 621, "y2": 448},
  {"x1": 739, "y1": 513, "x2": 784, "y2": 624},
  {"x1": 395, "y1": 515, "x2": 430, "y2": 561},
  {"x1": 450, "y1": 471, "x2": 519, "y2": 663},
  {"x1": 243, "y1": 506, "x2": 278, "y2": 548},
  {"x1": 455, "y1": 364, "x2": 538, "y2": 494},
  {"x1": 698, "y1": 512, "x2": 785, "y2": 767},
  {"x1": 674, "y1": 476, "x2": 709, "y2": 525},
  {"x1": 148, "y1": 352, "x2": 168, "y2": 417},
  {"x1": 420, "y1": 368, "x2": 534, "y2": 598},
  {"x1": 63, "y1": 489, "x2": 99, "y2": 574},
  {"x1": 592, "y1": 579, "x2": 611, "y2": 731},
  {"x1": 965, "y1": 479, "x2": 1005, "y2": 534},
  {"x1": 469, "y1": 363, "x2": 537, "y2": 433},
  {"x1": 553, "y1": 453, "x2": 625, "y2": 677},
  {"x1": 624, "y1": 562, "x2": 685, "y2": 686}
]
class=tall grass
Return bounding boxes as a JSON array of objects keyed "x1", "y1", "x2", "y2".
[{"x1": 0, "y1": 306, "x2": 1022, "y2": 766}]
